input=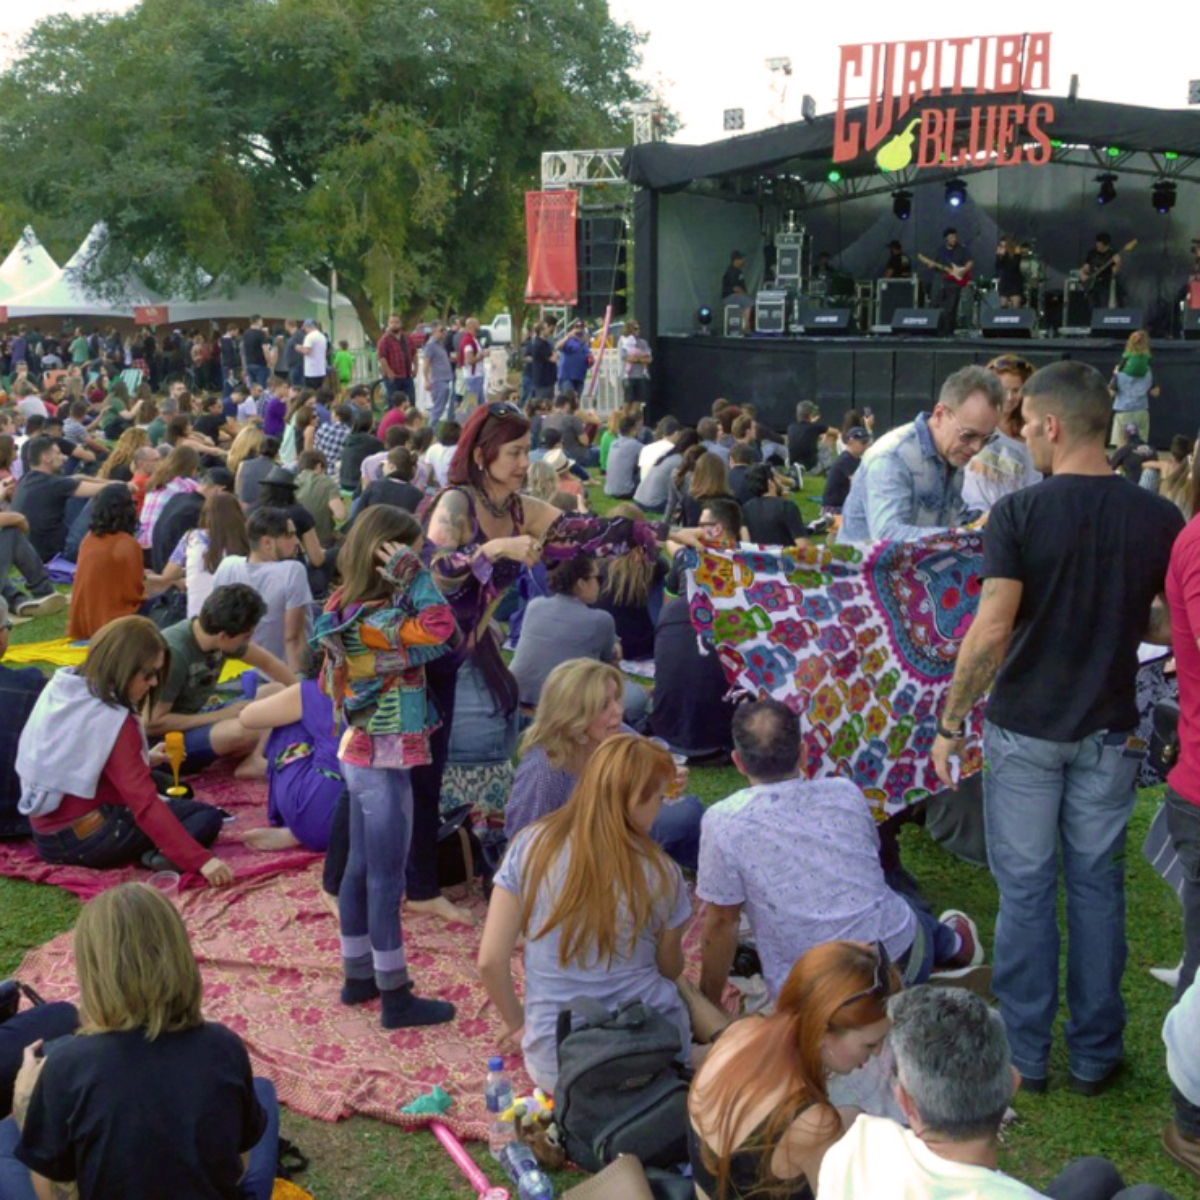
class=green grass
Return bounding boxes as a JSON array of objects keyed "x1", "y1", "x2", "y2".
[{"x1": 0, "y1": 486, "x2": 1192, "y2": 1197}]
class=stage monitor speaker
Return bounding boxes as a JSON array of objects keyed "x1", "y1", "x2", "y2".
[
  {"x1": 877, "y1": 279, "x2": 919, "y2": 326},
  {"x1": 1183, "y1": 309, "x2": 1200, "y2": 340},
  {"x1": 1090, "y1": 308, "x2": 1142, "y2": 337},
  {"x1": 755, "y1": 291, "x2": 789, "y2": 335},
  {"x1": 797, "y1": 308, "x2": 853, "y2": 335},
  {"x1": 981, "y1": 309, "x2": 1035, "y2": 337},
  {"x1": 724, "y1": 304, "x2": 747, "y2": 337},
  {"x1": 776, "y1": 243, "x2": 802, "y2": 283},
  {"x1": 890, "y1": 309, "x2": 940, "y2": 335}
]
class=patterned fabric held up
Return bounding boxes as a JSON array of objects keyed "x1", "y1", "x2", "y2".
[{"x1": 683, "y1": 534, "x2": 986, "y2": 816}]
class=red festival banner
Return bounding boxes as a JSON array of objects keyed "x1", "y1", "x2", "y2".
[
  {"x1": 134, "y1": 305, "x2": 168, "y2": 326},
  {"x1": 0, "y1": 308, "x2": 8, "y2": 324},
  {"x1": 525, "y1": 191, "x2": 578, "y2": 304}
]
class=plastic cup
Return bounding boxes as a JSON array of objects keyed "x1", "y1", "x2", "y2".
[{"x1": 148, "y1": 870, "x2": 180, "y2": 899}]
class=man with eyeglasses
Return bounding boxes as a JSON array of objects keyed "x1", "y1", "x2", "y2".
[
  {"x1": 932, "y1": 361, "x2": 1184, "y2": 1098},
  {"x1": 838, "y1": 365, "x2": 1003, "y2": 543}
]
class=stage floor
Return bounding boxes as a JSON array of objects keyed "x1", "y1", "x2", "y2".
[{"x1": 651, "y1": 332, "x2": 1200, "y2": 443}]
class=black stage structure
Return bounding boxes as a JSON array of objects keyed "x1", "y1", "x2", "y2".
[{"x1": 625, "y1": 94, "x2": 1200, "y2": 442}]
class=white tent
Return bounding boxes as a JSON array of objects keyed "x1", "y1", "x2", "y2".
[
  {"x1": 0, "y1": 228, "x2": 60, "y2": 302},
  {"x1": 5, "y1": 224, "x2": 167, "y2": 319}
]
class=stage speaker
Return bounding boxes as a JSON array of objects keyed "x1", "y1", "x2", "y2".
[
  {"x1": 981, "y1": 309, "x2": 1036, "y2": 337},
  {"x1": 877, "y1": 279, "x2": 919, "y2": 326},
  {"x1": 755, "y1": 291, "x2": 789, "y2": 335},
  {"x1": 797, "y1": 308, "x2": 853, "y2": 335},
  {"x1": 1183, "y1": 310, "x2": 1200, "y2": 340},
  {"x1": 724, "y1": 304, "x2": 747, "y2": 336},
  {"x1": 776, "y1": 241, "x2": 802, "y2": 284},
  {"x1": 576, "y1": 215, "x2": 627, "y2": 321},
  {"x1": 890, "y1": 309, "x2": 940, "y2": 335},
  {"x1": 1090, "y1": 308, "x2": 1142, "y2": 337}
]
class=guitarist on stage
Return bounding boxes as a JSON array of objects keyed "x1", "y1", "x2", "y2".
[
  {"x1": 1079, "y1": 232, "x2": 1123, "y2": 309},
  {"x1": 926, "y1": 228, "x2": 973, "y2": 335}
]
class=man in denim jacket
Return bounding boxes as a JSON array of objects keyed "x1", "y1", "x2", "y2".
[{"x1": 839, "y1": 365, "x2": 1003, "y2": 543}]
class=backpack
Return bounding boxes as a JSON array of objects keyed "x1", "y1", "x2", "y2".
[{"x1": 554, "y1": 997, "x2": 690, "y2": 1173}]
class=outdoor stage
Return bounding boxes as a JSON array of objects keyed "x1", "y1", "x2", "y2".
[{"x1": 651, "y1": 332, "x2": 1200, "y2": 441}]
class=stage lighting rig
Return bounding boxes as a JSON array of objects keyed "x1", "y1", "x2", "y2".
[
  {"x1": 697, "y1": 305, "x2": 714, "y2": 333},
  {"x1": 892, "y1": 190, "x2": 913, "y2": 220},
  {"x1": 1096, "y1": 173, "x2": 1117, "y2": 205},
  {"x1": 944, "y1": 179, "x2": 968, "y2": 208},
  {"x1": 1152, "y1": 179, "x2": 1177, "y2": 214}
]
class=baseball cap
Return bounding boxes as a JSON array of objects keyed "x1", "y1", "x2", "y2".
[
  {"x1": 845, "y1": 426, "x2": 872, "y2": 443},
  {"x1": 1123, "y1": 422, "x2": 1140, "y2": 438},
  {"x1": 303, "y1": 318, "x2": 317, "y2": 328}
]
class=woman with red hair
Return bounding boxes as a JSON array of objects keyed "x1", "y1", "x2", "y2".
[
  {"x1": 688, "y1": 940, "x2": 899, "y2": 1200},
  {"x1": 413, "y1": 400, "x2": 698, "y2": 922}
]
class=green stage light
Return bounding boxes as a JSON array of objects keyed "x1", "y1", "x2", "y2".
[
  {"x1": 1051, "y1": 139, "x2": 1064, "y2": 148},
  {"x1": 1166, "y1": 151, "x2": 1180, "y2": 160},
  {"x1": 827, "y1": 169, "x2": 842, "y2": 183},
  {"x1": 1106, "y1": 146, "x2": 1121, "y2": 157}
]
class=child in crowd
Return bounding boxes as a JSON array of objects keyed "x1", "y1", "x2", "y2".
[
  {"x1": 311, "y1": 506, "x2": 458, "y2": 1028},
  {"x1": 333, "y1": 340, "x2": 355, "y2": 387}
]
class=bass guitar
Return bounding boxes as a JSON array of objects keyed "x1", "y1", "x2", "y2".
[
  {"x1": 1081, "y1": 238, "x2": 1138, "y2": 301},
  {"x1": 917, "y1": 253, "x2": 973, "y2": 290}
]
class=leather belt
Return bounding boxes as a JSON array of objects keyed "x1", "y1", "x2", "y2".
[{"x1": 66, "y1": 809, "x2": 107, "y2": 840}]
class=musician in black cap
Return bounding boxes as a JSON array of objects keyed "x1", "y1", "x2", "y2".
[
  {"x1": 722, "y1": 250, "x2": 748, "y2": 299},
  {"x1": 1079, "y1": 232, "x2": 1123, "y2": 309},
  {"x1": 884, "y1": 240, "x2": 912, "y2": 278}
]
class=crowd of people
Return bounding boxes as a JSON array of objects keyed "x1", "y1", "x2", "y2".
[{"x1": 0, "y1": 315, "x2": 1194, "y2": 1199}]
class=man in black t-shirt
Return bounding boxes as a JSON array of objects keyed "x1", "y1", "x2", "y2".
[
  {"x1": 241, "y1": 315, "x2": 271, "y2": 388},
  {"x1": 1109, "y1": 422, "x2": 1156, "y2": 482},
  {"x1": 786, "y1": 401, "x2": 829, "y2": 473},
  {"x1": 529, "y1": 321, "x2": 557, "y2": 401},
  {"x1": 931, "y1": 360, "x2": 1183, "y2": 1096},
  {"x1": 192, "y1": 394, "x2": 231, "y2": 446},
  {"x1": 1080, "y1": 233, "x2": 1123, "y2": 309},
  {"x1": 14, "y1": 437, "x2": 112, "y2": 561},
  {"x1": 721, "y1": 250, "x2": 748, "y2": 299},
  {"x1": 822, "y1": 426, "x2": 872, "y2": 512},
  {"x1": 883, "y1": 240, "x2": 912, "y2": 278}
]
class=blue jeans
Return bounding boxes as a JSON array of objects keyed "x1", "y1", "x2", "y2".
[
  {"x1": 340, "y1": 762, "x2": 414, "y2": 991},
  {"x1": 983, "y1": 720, "x2": 1141, "y2": 1082},
  {"x1": 0, "y1": 1077, "x2": 279, "y2": 1200},
  {"x1": 245, "y1": 364, "x2": 270, "y2": 388},
  {"x1": 384, "y1": 377, "x2": 415, "y2": 408},
  {"x1": 447, "y1": 660, "x2": 519, "y2": 767},
  {"x1": 899, "y1": 897, "x2": 963, "y2": 983},
  {"x1": 428, "y1": 380, "x2": 455, "y2": 427},
  {"x1": 1045, "y1": 1155, "x2": 1177, "y2": 1200}
]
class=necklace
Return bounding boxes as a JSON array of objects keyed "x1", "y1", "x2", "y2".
[{"x1": 477, "y1": 485, "x2": 516, "y2": 520}]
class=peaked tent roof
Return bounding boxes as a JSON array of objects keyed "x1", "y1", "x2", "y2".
[
  {"x1": 166, "y1": 272, "x2": 358, "y2": 324},
  {"x1": 4, "y1": 224, "x2": 166, "y2": 318},
  {"x1": 0, "y1": 228, "x2": 60, "y2": 302}
]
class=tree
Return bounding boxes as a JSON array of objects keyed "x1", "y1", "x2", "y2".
[{"x1": 0, "y1": 0, "x2": 651, "y2": 338}]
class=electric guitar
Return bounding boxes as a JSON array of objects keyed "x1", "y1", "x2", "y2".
[
  {"x1": 1081, "y1": 239, "x2": 1138, "y2": 299},
  {"x1": 917, "y1": 253, "x2": 973, "y2": 289}
]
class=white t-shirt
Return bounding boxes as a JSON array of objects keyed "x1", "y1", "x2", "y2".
[
  {"x1": 211, "y1": 556, "x2": 312, "y2": 667},
  {"x1": 425, "y1": 443, "x2": 457, "y2": 488},
  {"x1": 818, "y1": 1116, "x2": 1047, "y2": 1200},
  {"x1": 638, "y1": 436, "x2": 674, "y2": 477},
  {"x1": 302, "y1": 329, "x2": 328, "y2": 378},
  {"x1": 237, "y1": 397, "x2": 259, "y2": 423},
  {"x1": 170, "y1": 528, "x2": 218, "y2": 619}
]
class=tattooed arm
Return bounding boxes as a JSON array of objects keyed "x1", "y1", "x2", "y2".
[{"x1": 931, "y1": 576, "x2": 1022, "y2": 788}]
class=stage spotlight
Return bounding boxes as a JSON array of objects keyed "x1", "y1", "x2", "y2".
[
  {"x1": 944, "y1": 179, "x2": 967, "y2": 208},
  {"x1": 827, "y1": 168, "x2": 842, "y2": 184},
  {"x1": 892, "y1": 189, "x2": 913, "y2": 220},
  {"x1": 697, "y1": 305, "x2": 714, "y2": 331},
  {"x1": 1096, "y1": 173, "x2": 1117, "y2": 205},
  {"x1": 1152, "y1": 179, "x2": 1177, "y2": 214}
]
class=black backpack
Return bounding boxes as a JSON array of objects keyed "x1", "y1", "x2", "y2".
[{"x1": 554, "y1": 997, "x2": 690, "y2": 1173}]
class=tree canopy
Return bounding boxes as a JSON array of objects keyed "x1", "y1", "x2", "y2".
[{"x1": 0, "y1": 0, "x2": 651, "y2": 336}]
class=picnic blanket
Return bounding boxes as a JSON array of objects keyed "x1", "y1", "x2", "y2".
[
  {"x1": 684, "y1": 534, "x2": 986, "y2": 816},
  {"x1": 0, "y1": 759, "x2": 317, "y2": 901}
]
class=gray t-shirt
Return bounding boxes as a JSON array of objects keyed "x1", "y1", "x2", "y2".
[
  {"x1": 509, "y1": 593, "x2": 616, "y2": 705},
  {"x1": 422, "y1": 339, "x2": 454, "y2": 385},
  {"x1": 633, "y1": 452, "x2": 680, "y2": 513},
  {"x1": 495, "y1": 827, "x2": 693, "y2": 1091},
  {"x1": 211, "y1": 556, "x2": 312, "y2": 668},
  {"x1": 604, "y1": 436, "x2": 642, "y2": 499},
  {"x1": 543, "y1": 411, "x2": 589, "y2": 462},
  {"x1": 697, "y1": 778, "x2": 917, "y2": 1001}
]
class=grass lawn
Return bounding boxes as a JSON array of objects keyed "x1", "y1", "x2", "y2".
[{"x1": 0, "y1": 480, "x2": 1192, "y2": 1197}]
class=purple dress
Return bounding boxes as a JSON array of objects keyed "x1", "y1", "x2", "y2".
[{"x1": 263, "y1": 679, "x2": 342, "y2": 851}]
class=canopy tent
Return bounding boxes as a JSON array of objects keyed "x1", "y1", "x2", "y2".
[
  {"x1": 4, "y1": 224, "x2": 166, "y2": 319},
  {"x1": 0, "y1": 228, "x2": 60, "y2": 302}
]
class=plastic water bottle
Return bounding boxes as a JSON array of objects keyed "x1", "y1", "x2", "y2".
[
  {"x1": 485, "y1": 1056, "x2": 515, "y2": 1159},
  {"x1": 500, "y1": 1142, "x2": 555, "y2": 1200}
]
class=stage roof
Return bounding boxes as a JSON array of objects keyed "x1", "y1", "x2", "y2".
[{"x1": 623, "y1": 95, "x2": 1200, "y2": 191}]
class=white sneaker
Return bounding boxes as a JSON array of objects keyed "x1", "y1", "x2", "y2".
[
  {"x1": 15, "y1": 593, "x2": 66, "y2": 618},
  {"x1": 938, "y1": 908, "x2": 985, "y2": 967},
  {"x1": 1150, "y1": 960, "x2": 1183, "y2": 989}
]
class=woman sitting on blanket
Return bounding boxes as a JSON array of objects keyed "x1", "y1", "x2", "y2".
[
  {"x1": 687, "y1": 940, "x2": 899, "y2": 1200},
  {"x1": 479, "y1": 734, "x2": 694, "y2": 1093},
  {"x1": 504, "y1": 658, "x2": 702, "y2": 871},
  {"x1": 0, "y1": 882, "x2": 279, "y2": 1200},
  {"x1": 596, "y1": 502, "x2": 668, "y2": 662},
  {"x1": 17, "y1": 616, "x2": 233, "y2": 886}
]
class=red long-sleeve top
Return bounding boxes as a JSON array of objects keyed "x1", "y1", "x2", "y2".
[{"x1": 31, "y1": 715, "x2": 213, "y2": 874}]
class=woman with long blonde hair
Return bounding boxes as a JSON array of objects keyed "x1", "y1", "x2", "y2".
[
  {"x1": 478, "y1": 734, "x2": 692, "y2": 1090},
  {"x1": 688, "y1": 941, "x2": 900, "y2": 1200},
  {"x1": 226, "y1": 425, "x2": 264, "y2": 480},
  {"x1": 98, "y1": 427, "x2": 150, "y2": 480},
  {"x1": 5, "y1": 883, "x2": 279, "y2": 1199}
]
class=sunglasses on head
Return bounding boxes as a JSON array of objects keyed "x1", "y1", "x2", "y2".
[
  {"x1": 989, "y1": 356, "x2": 1032, "y2": 373},
  {"x1": 837, "y1": 941, "x2": 895, "y2": 1010},
  {"x1": 486, "y1": 401, "x2": 522, "y2": 419}
]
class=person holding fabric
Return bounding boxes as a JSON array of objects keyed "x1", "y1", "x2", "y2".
[
  {"x1": 420, "y1": 402, "x2": 698, "y2": 920},
  {"x1": 0, "y1": 882, "x2": 278, "y2": 1200},
  {"x1": 504, "y1": 658, "x2": 702, "y2": 870},
  {"x1": 310, "y1": 506, "x2": 457, "y2": 1029},
  {"x1": 17, "y1": 617, "x2": 232, "y2": 882},
  {"x1": 478, "y1": 735, "x2": 693, "y2": 1092}
]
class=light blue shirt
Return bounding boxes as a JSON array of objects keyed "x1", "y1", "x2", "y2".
[
  {"x1": 1112, "y1": 367, "x2": 1154, "y2": 413},
  {"x1": 838, "y1": 413, "x2": 966, "y2": 543}
]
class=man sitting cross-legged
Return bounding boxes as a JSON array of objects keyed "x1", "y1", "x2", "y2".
[
  {"x1": 697, "y1": 698, "x2": 987, "y2": 1009},
  {"x1": 149, "y1": 584, "x2": 296, "y2": 779},
  {"x1": 819, "y1": 985, "x2": 1179, "y2": 1200}
]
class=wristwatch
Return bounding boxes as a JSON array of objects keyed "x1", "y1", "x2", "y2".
[{"x1": 936, "y1": 718, "x2": 964, "y2": 740}]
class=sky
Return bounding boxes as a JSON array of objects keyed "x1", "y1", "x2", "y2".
[{"x1": 6, "y1": 0, "x2": 1199, "y2": 145}]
